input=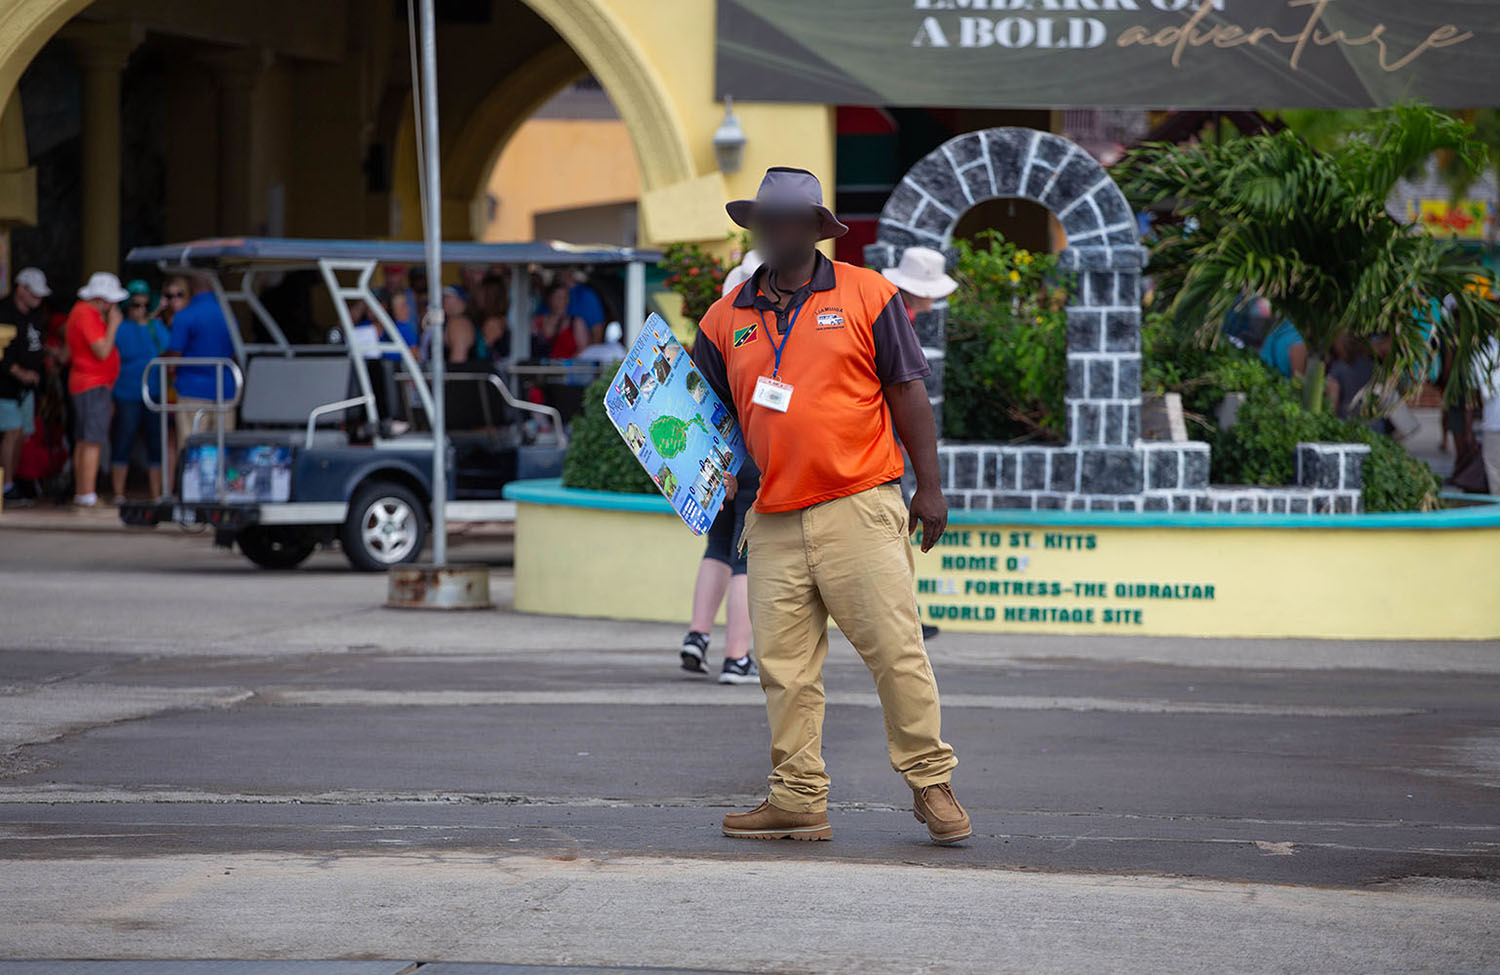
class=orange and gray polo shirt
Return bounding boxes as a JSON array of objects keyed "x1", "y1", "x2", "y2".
[{"x1": 692, "y1": 252, "x2": 930, "y2": 513}]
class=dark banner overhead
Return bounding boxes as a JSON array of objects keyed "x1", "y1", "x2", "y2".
[{"x1": 715, "y1": 0, "x2": 1500, "y2": 109}]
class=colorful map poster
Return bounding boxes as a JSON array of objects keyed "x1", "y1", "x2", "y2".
[{"x1": 603, "y1": 313, "x2": 748, "y2": 534}]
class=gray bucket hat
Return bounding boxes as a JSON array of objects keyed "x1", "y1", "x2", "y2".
[{"x1": 726, "y1": 167, "x2": 848, "y2": 241}]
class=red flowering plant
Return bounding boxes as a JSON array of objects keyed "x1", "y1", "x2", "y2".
[{"x1": 660, "y1": 241, "x2": 730, "y2": 326}]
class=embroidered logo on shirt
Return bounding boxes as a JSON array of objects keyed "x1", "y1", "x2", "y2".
[
  {"x1": 732, "y1": 324, "x2": 760, "y2": 348},
  {"x1": 816, "y1": 312, "x2": 845, "y2": 328}
]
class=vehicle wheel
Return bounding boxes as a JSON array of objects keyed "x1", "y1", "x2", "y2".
[
  {"x1": 342, "y1": 480, "x2": 427, "y2": 571},
  {"x1": 238, "y1": 526, "x2": 318, "y2": 570}
]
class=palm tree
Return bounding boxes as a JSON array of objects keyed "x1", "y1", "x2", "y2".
[{"x1": 1123, "y1": 105, "x2": 1500, "y2": 412}]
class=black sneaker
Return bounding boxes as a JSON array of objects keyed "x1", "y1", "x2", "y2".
[
  {"x1": 922, "y1": 624, "x2": 940, "y2": 641},
  {"x1": 681, "y1": 631, "x2": 710, "y2": 674},
  {"x1": 718, "y1": 655, "x2": 759, "y2": 685},
  {"x1": 2, "y1": 486, "x2": 34, "y2": 508}
]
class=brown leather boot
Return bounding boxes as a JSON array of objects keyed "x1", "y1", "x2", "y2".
[
  {"x1": 913, "y1": 782, "x2": 972, "y2": 845},
  {"x1": 722, "y1": 799, "x2": 832, "y2": 841}
]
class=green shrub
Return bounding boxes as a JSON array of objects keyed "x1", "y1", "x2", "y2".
[
  {"x1": 944, "y1": 233, "x2": 1071, "y2": 442},
  {"x1": 1211, "y1": 381, "x2": 1441, "y2": 512},
  {"x1": 1140, "y1": 313, "x2": 1278, "y2": 436},
  {"x1": 1139, "y1": 319, "x2": 1438, "y2": 510},
  {"x1": 561, "y1": 373, "x2": 658, "y2": 494}
]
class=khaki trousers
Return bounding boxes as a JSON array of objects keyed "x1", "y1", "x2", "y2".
[{"x1": 743, "y1": 482, "x2": 956, "y2": 813}]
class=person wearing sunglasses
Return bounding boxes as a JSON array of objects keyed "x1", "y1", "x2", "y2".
[
  {"x1": 157, "y1": 276, "x2": 190, "y2": 328},
  {"x1": 108, "y1": 279, "x2": 170, "y2": 503}
]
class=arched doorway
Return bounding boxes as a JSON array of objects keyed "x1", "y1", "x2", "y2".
[
  {"x1": 865, "y1": 127, "x2": 1144, "y2": 452},
  {"x1": 864, "y1": 127, "x2": 1202, "y2": 514},
  {"x1": 478, "y1": 77, "x2": 642, "y2": 246},
  {"x1": 388, "y1": 0, "x2": 699, "y2": 244},
  {"x1": 0, "y1": 0, "x2": 706, "y2": 262}
]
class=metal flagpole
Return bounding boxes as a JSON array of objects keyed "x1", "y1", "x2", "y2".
[{"x1": 417, "y1": 0, "x2": 447, "y2": 565}]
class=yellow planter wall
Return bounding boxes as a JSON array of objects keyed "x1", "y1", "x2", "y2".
[
  {"x1": 913, "y1": 523, "x2": 1500, "y2": 640},
  {"x1": 509, "y1": 481, "x2": 1500, "y2": 640},
  {"x1": 513, "y1": 499, "x2": 720, "y2": 625}
]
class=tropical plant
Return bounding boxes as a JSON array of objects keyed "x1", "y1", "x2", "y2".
[
  {"x1": 1122, "y1": 105, "x2": 1500, "y2": 413},
  {"x1": 944, "y1": 232, "x2": 1071, "y2": 442}
]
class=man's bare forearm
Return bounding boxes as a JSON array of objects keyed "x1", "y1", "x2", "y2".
[{"x1": 885, "y1": 378, "x2": 940, "y2": 489}]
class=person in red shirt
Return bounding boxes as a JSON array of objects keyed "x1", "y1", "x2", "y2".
[
  {"x1": 65, "y1": 272, "x2": 126, "y2": 506},
  {"x1": 531, "y1": 281, "x2": 588, "y2": 360},
  {"x1": 693, "y1": 168, "x2": 969, "y2": 846}
]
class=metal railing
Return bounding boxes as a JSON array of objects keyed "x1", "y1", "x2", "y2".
[
  {"x1": 481, "y1": 373, "x2": 567, "y2": 448},
  {"x1": 141, "y1": 357, "x2": 245, "y2": 501},
  {"x1": 305, "y1": 394, "x2": 376, "y2": 449},
  {"x1": 400, "y1": 370, "x2": 567, "y2": 448}
]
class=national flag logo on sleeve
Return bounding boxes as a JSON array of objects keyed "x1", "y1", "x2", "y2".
[{"x1": 732, "y1": 324, "x2": 759, "y2": 348}]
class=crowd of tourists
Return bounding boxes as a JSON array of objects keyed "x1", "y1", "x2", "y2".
[
  {"x1": 0, "y1": 260, "x2": 631, "y2": 508},
  {"x1": 0, "y1": 266, "x2": 236, "y2": 509}
]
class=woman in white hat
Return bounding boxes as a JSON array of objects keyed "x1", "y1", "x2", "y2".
[
  {"x1": 882, "y1": 246, "x2": 958, "y2": 321},
  {"x1": 883, "y1": 246, "x2": 955, "y2": 644},
  {"x1": 720, "y1": 249, "x2": 763, "y2": 299}
]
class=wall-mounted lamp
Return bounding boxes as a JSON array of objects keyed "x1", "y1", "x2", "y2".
[{"x1": 714, "y1": 96, "x2": 747, "y2": 175}]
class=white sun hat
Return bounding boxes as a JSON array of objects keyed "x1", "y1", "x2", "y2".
[
  {"x1": 882, "y1": 246, "x2": 958, "y2": 300},
  {"x1": 15, "y1": 266, "x2": 51, "y2": 297},
  {"x1": 78, "y1": 271, "x2": 130, "y2": 304}
]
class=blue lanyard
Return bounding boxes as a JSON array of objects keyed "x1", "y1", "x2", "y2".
[{"x1": 757, "y1": 296, "x2": 808, "y2": 380}]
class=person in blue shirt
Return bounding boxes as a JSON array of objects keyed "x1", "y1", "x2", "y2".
[
  {"x1": 567, "y1": 275, "x2": 606, "y2": 343},
  {"x1": 386, "y1": 289, "x2": 420, "y2": 355},
  {"x1": 166, "y1": 275, "x2": 239, "y2": 441},
  {"x1": 110, "y1": 280, "x2": 171, "y2": 501},
  {"x1": 1259, "y1": 318, "x2": 1307, "y2": 379}
]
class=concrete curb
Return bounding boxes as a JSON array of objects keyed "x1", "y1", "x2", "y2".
[{"x1": 0, "y1": 508, "x2": 142, "y2": 533}]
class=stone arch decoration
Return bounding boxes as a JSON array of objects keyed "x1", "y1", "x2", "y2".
[{"x1": 866, "y1": 127, "x2": 1367, "y2": 515}]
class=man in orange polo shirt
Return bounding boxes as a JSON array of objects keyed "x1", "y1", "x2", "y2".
[{"x1": 692, "y1": 167, "x2": 969, "y2": 845}]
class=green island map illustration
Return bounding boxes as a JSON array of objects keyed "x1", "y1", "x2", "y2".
[
  {"x1": 649, "y1": 414, "x2": 708, "y2": 459},
  {"x1": 604, "y1": 313, "x2": 748, "y2": 534}
]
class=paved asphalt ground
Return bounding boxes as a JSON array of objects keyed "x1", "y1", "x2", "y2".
[{"x1": 1, "y1": 525, "x2": 1498, "y2": 973}]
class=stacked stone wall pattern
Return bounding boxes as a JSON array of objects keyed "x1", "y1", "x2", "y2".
[{"x1": 871, "y1": 127, "x2": 1369, "y2": 515}]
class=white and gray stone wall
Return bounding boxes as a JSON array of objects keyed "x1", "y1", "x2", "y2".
[{"x1": 871, "y1": 126, "x2": 1370, "y2": 515}]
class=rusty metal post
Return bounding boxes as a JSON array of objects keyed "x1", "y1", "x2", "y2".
[{"x1": 386, "y1": 563, "x2": 493, "y2": 610}]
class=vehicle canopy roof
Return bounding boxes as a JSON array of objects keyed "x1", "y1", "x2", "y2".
[{"x1": 126, "y1": 236, "x2": 662, "y2": 268}]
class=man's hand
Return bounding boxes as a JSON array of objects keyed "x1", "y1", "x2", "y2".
[
  {"x1": 723, "y1": 472, "x2": 739, "y2": 500},
  {"x1": 883, "y1": 378, "x2": 946, "y2": 552},
  {"x1": 908, "y1": 484, "x2": 948, "y2": 553}
]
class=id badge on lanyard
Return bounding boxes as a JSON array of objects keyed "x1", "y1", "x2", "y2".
[
  {"x1": 752, "y1": 375, "x2": 793, "y2": 412},
  {"x1": 753, "y1": 299, "x2": 805, "y2": 413}
]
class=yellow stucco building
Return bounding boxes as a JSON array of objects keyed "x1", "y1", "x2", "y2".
[{"x1": 0, "y1": 0, "x2": 834, "y2": 285}]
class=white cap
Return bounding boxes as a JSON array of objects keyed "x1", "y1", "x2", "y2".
[
  {"x1": 78, "y1": 271, "x2": 129, "y2": 304},
  {"x1": 721, "y1": 249, "x2": 764, "y2": 297},
  {"x1": 15, "y1": 266, "x2": 50, "y2": 297},
  {"x1": 882, "y1": 246, "x2": 958, "y2": 300},
  {"x1": 604, "y1": 321, "x2": 623, "y2": 344}
]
